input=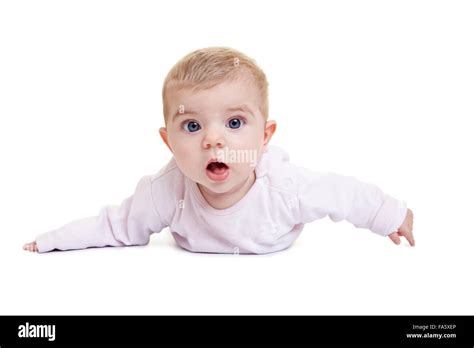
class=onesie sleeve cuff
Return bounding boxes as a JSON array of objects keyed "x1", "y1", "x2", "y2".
[
  {"x1": 370, "y1": 195, "x2": 407, "y2": 236},
  {"x1": 36, "y1": 231, "x2": 55, "y2": 253}
]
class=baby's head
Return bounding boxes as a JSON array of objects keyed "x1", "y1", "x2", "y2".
[{"x1": 159, "y1": 47, "x2": 276, "y2": 195}]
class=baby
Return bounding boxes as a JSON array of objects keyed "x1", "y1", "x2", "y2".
[{"x1": 23, "y1": 47, "x2": 414, "y2": 254}]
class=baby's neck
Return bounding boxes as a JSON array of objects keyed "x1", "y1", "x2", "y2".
[{"x1": 198, "y1": 171, "x2": 256, "y2": 210}]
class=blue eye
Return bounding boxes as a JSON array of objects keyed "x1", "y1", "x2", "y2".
[
  {"x1": 227, "y1": 118, "x2": 244, "y2": 129},
  {"x1": 183, "y1": 121, "x2": 201, "y2": 133}
]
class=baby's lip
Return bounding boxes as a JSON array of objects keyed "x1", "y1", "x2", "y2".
[
  {"x1": 206, "y1": 158, "x2": 218, "y2": 167},
  {"x1": 205, "y1": 158, "x2": 228, "y2": 169}
]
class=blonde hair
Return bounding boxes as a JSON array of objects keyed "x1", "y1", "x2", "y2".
[{"x1": 162, "y1": 47, "x2": 269, "y2": 123}]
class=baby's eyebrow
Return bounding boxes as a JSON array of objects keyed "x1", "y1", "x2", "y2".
[
  {"x1": 172, "y1": 108, "x2": 199, "y2": 121},
  {"x1": 225, "y1": 105, "x2": 255, "y2": 117}
]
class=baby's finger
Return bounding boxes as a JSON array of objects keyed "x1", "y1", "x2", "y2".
[
  {"x1": 403, "y1": 230, "x2": 415, "y2": 247},
  {"x1": 389, "y1": 233, "x2": 401, "y2": 245},
  {"x1": 23, "y1": 243, "x2": 37, "y2": 252}
]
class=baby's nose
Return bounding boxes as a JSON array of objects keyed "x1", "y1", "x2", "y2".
[{"x1": 202, "y1": 127, "x2": 225, "y2": 148}]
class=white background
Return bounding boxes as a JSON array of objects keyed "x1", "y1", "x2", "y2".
[{"x1": 1, "y1": 0, "x2": 473, "y2": 315}]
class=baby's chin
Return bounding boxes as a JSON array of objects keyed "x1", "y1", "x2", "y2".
[
  {"x1": 197, "y1": 170, "x2": 255, "y2": 195},
  {"x1": 197, "y1": 182, "x2": 229, "y2": 195}
]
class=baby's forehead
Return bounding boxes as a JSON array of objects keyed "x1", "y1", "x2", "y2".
[
  {"x1": 168, "y1": 70, "x2": 257, "y2": 95},
  {"x1": 167, "y1": 77, "x2": 261, "y2": 110}
]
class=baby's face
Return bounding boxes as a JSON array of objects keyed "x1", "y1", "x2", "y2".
[{"x1": 160, "y1": 77, "x2": 275, "y2": 194}]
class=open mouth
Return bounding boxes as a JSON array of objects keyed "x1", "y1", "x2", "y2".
[
  {"x1": 207, "y1": 161, "x2": 229, "y2": 173},
  {"x1": 206, "y1": 161, "x2": 230, "y2": 181}
]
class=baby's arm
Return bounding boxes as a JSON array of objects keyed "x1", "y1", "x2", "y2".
[
  {"x1": 296, "y1": 168, "x2": 414, "y2": 245},
  {"x1": 24, "y1": 175, "x2": 165, "y2": 253}
]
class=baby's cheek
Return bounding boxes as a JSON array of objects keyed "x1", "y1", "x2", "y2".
[
  {"x1": 173, "y1": 146, "x2": 200, "y2": 176},
  {"x1": 172, "y1": 140, "x2": 193, "y2": 158}
]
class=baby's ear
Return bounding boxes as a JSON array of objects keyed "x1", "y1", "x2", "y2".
[
  {"x1": 159, "y1": 127, "x2": 173, "y2": 153},
  {"x1": 263, "y1": 120, "x2": 277, "y2": 146}
]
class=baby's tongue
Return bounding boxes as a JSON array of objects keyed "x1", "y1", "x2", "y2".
[{"x1": 208, "y1": 162, "x2": 228, "y2": 174}]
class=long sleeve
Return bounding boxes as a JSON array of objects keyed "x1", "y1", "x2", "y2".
[
  {"x1": 36, "y1": 175, "x2": 166, "y2": 253},
  {"x1": 296, "y1": 167, "x2": 407, "y2": 236}
]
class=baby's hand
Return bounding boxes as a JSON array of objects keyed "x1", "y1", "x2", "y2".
[
  {"x1": 23, "y1": 241, "x2": 38, "y2": 252},
  {"x1": 388, "y1": 208, "x2": 415, "y2": 247}
]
